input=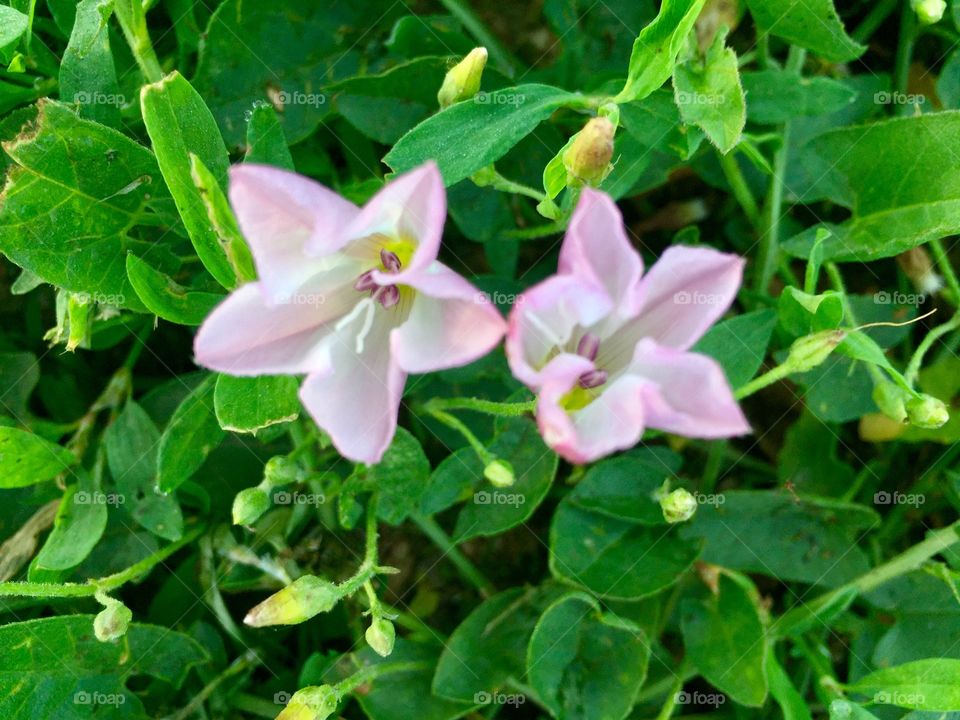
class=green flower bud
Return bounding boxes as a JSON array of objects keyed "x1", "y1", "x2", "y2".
[
  {"x1": 905, "y1": 393, "x2": 949, "y2": 429},
  {"x1": 264, "y1": 455, "x2": 300, "y2": 487},
  {"x1": 66, "y1": 292, "x2": 92, "y2": 352},
  {"x1": 785, "y1": 330, "x2": 846, "y2": 373},
  {"x1": 483, "y1": 459, "x2": 515, "y2": 488},
  {"x1": 659, "y1": 488, "x2": 698, "y2": 524},
  {"x1": 232, "y1": 486, "x2": 271, "y2": 526},
  {"x1": 244, "y1": 575, "x2": 341, "y2": 627},
  {"x1": 277, "y1": 685, "x2": 339, "y2": 720},
  {"x1": 563, "y1": 117, "x2": 615, "y2": 186},
  {"x1": 872, "y1": 382, "x2": 909, "y2": 423},
  {"x1": 912, "y1": 0, "x2": 946, "y2": 24},
  {"x1": 94, "y1": 596, "x2": 132, "y2": 642},
  {"x1": 437, "y1": 47, "x2": 487, "y2": 108},
  {"x1": 365, "y1": 617, "x2": 396, "y2": 657}
]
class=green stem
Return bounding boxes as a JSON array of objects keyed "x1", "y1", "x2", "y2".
[
  {"x1": 904, "y1": 310, "x2": 960, "y2": 386},
  {"x1": 424, "y1": 396, "x2": 536, "y2": 417},
  {"x1": 437, "y1": 0, "x2": 520, "y2": 77},
  {"x1": 930, "y1": 238, "x2": 960, "y2": 303},
  {"x1": 481, "y1": 170, "x2": 547, "y2": 202},
  {"x1": 165, "y1": 650, "x2": 260, "y2": 720},
  {"x1": 425, "y1": 406, "x2": 496, "y2": 467},
  {"x1": 412, "y1": 514, "x2": 495, "y2": 597},
  {"x1": 655, "y1": 671, "x2": 687, "y2": 720},
  {"x1": 113, "y1": 0, "x2": 163, "y2": 83},
  {"x1": 734, "y1": 362, "x2": 793, "y2": 400},
  {"x1": 853, "y1": 0, "x2": 899, "y2": 42},
  {"x1": 718, "y1": 150, "x2": 760, "y2": 227},
  {"x1": 826, "y1": 263, "x2": 887, "y2": 385},
  {"x1": 893, "y1": 0, "x2": 916, "y2": 116}
]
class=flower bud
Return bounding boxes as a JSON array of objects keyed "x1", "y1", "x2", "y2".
[
  {"x1": 365, "y1": 617, "x2": 396, "y2": 657},
  {"x1": 905, "y1": 393, "x2": 949, "y2": 429},
  {"x1": 859, "y1": 413, "x2": 906, "y2": 442},
  {"x1": 785, "y1": 330, "x2": 845, "y2": 373},
  {"x1": 66, "y1": 292, "x2": 92, "y2": 352},
  {"x1": 243, "y1": 575, "x2": 341, "y2": 627},
  {"x1": 232, "y1": 486, "x2": 271, "y2": 526},
  {"x1": 897, "y1": 247, "x2": 942, "y2": 295},
  {"x1": 872, "y1": 382, "x2": 909, "y2": 423},
  {"x1": 277, "y1": 685, "x2": 339, "y2": 720},
  {"x1": 437, "y1": 47, "x2": 487, "y2": 108},
  {"x1": 563, "y1": 117, "x2": 615, "y2": 186},
  {"x1": 264, "y1": 455, "x2": 300, "y2": 487},
  {"x1": 94, "y1": 596, "x2": 132, "y2": 642},
  {"x1": 659, "y1": 488, "x2": 698, "y2": 524},
  {"x1": 912, "y1": 0, "x2": 946, "y2": 24},
  {"x1": 483, "y1": 459, "x2": 515, "y2": 488}
]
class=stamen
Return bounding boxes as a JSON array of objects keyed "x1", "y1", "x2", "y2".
[
  {"x1": 380, "y1": 248, "x2": 402, "y2": 273},
  {"x1": 335, "y1": 297, "x2": 377, "y2": 354},
  {"x1": 578, "y1": 369, "x2": 608, "y2": 389},
  {"x1": 576, "y1": 332, "x2": 600, "y2": 361},
  {"x1": 375, "y1": 284, "x2": 400, "y2": 309},
  {"x1": 354, "y1": 270, "x2": 377, "y2": 292}
]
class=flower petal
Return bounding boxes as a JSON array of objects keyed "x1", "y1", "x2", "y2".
[
  {"x1": 299, "y1": 310, "x2": 407, "y2": 464},
  {"x1": 631, "y1": 245, "x2": 744, "y2": 350},
  {"x1": 193, "y1": 278, "x2": 356, "y2": 376},
  {"x1": 506, "y1": 274, "x2": 613, "y2": 387},
  {"x1": 630, "y1": 338, "x2": 750, "y2": 438},
  {"x1": 390, "y1": 262, "x2": 506, "y2": 374},
  {"x1": 559, "y1": 188, "x2": 643, "y2": 318},
  {"x1": 536, "y1": 354, "x2": 647, "y2": 464},
  {"x1": 229, "y1": 164, "x2": 359, "y2": 301}
]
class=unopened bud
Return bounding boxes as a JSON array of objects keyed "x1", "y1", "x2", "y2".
[
  {"x1": 483, "y1": 459, "x2": 515, "y2": 488},
  {"x1": 563, "y1": 117, "x2": 615, "y2": 186},
  {"x1": 437, "y1": 47, "x2": 487, "y2": 108},
  {"x1": 912, "y1": 0, "x2": 946, "y2": 24},
  {"x1": 232, "y1": 486, "x2": 271, "y2": 526},
  {"x1": 905, "y1": 393, "x2": 949, "y2": 429},
  {"x1": 264, "y1": 455, "x2": 300, "y2": 487},
  {"x1": 872, "y1": 382, "x2": 909, "y2": 423},
  {"x1": 660, "y1": 488, "x2": 698, "y2": 524},
  {"x1": 277, "y1": 685, "x2": 339, "y2": 720},
  {"x1": 365, "y1": 617, "x2": 396, "y2": 657},
  {"x1": 785, "y1": 330, "x2": 845, "y2": 373},
  {"x1": 94, "y1": 595, "x2": 132, "y2": 642},
  {"x1": 67, "y1": 293, "x2": 92, "y2": 352},
  {"x1": 859, "y1": 413, "x2": 906, "y2": 442},
  {"x1": 897, "y1": 247, "x2": 942, "y2": 295},
  {"x1": 244, "y1": 575, "x2": 341, "y2": 627}
]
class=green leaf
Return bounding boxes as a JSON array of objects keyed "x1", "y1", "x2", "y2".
[
  {"x1": 744, "y1": 0, "x2": 865, "y2": 62},
  {"x1": 0, "y1": 100, "x2": 166, "y2": 311},
  {"x1": 743, "y1": 70, "x2": 856, "y2": 125},
  {"x1": 0, "y1": 6, "x2": 28, "y2": 63},
  {"x1": 777, "y1": 288, "x2": 844, "y2": 336},
  {"x1": 34, "y1": 471, "x2": 107, "y2": 570},
  {"x1": 157, "y1": 374, "x2": 225, "y2": 493},
  {"x1": 59, "y1": 0, "x2": 120, "y2": 127},
  {"x1": 766, "y1": 653, "x2": 813, "y2": 720},
  {"x1": 0, "y1": 616, "x2": 208, "y2": 718},
  {"x1": 384, "y1": 84, "x2": 576, "y2": 186},
  {"x1": 371, "y1": 427, "x2": 431, "y2": 526},
  {"x1": 693, "y1": 309, "x2": 777, "y2": 387},
  {"x1": 0, "y1": 426, "x2": 76, "y2": 487},
  {"x1": 784, "y1": 113, "x2": 960, "y2": 262},
  {"x1": 673, "y1": 28, "x2": 746, "y2": 154},
  {"x1": 527, "y1": 593, "x2": 649, "y2": 720},
  {"x1": 614, "y1": 0, "x2": 707, "y2": 103},
  {"x1": 125, "y1": 254, "x2": 224, "y2": 326},
  {"x1": 452, "y1": 416, "x2": 558, "y2": 542},
  {"x1": 213, "y1": 374, "x2": 300, "y2": 433},
  {"x1": 829, "y1": 700, "x2": 881, "y2": 720},
  {"x1": 848, "y1": 659, "x2": 960, "y2": 711},
  {"x1": 104, "y1": 401, "x2": 184, "y2": 541},
  {"x1": 245, "y1": 103, "x2": 294, "y2": 169},
  {"x1": 681, "y1": 491, "x2": 879, "y2": 586},
  {"x1": 433, "y1": 585, "x2": 566, "y2": 702},
  {"x1": 550, "y1": 501, "x2": 700, "y2": 600},
  {"x1": 141, "y1": 71, "x2": 234, "y2": 290},
  {"x1": 0, "y1": 351, "x2": 39, "y2": 418},
  {"x1": 681, "y1": 573, "x2": 768, "y2": 707}
]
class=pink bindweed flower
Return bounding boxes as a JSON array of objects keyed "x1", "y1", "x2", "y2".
[
  {"x1": 194, "y1": 162, "x2": 506, "y2": 463},
  {"x1": 506, "y1": 188, "x2": 750, "y2": 464}
]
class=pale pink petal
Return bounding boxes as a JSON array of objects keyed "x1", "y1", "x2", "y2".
[
  {"x1": 559, "y1": 188, "x2": 643, "y2": 318},
  {"x1": 631, "y1": 338, "x2": 750, "y2": 438},
  {"x1": 299, "y1": 310, "x2": 407, "y2": 464},
  {"x1": 390, "y1": 263, "x2": 506, "y2": 374},
  {"x1": 631, "y1": 245, "x2": 744, "y2": 350},
  {"x1": 229, "y1": 165, "x2": 359, "y2": 301},
  {"x1": 506, "y1": 274, "x2": 613, "y2": 387},
  {"x1": 323, "y1": 163, "x2": 446, "y2": 277},
  {"x1": 536, "y1": 355, "x2": 647, "y2": 464}
]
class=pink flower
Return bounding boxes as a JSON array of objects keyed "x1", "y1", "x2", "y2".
[
  {"x1": 194, "y1": 162, "x2": 506, "y2": 463},
  {"x1": 506, "y1": 188, "x2": 750, "y2": 464}
]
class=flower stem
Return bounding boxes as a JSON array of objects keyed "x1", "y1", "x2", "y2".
[
  {"x1": 113, "y1": 0, "x2": 163, "y2": 83},
  {"x1": 412, "y1": 514, "x2": 494, "y2": 597},
  {"x1": 423, "y1": 396, "x2": 536, "y2": 417},
  {"x1": 904, "y1": 310, "x2": 960, "y2": 386},
  {"x1": 734, "y1": 363, "x2": 793, "y2": 400},
  {"x1": 718, "y1": 150, "x2": 760, "y2": 227},
  {"x1": 424, "y1": 406, "x2": 496, "y2": 467},
  {"x1": 930, "y1": 237, "x2": 960, "y2": 303}
]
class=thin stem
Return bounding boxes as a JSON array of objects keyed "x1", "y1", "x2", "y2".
[
  {"x1": 735, "y1": 363, "x2": 793, "y2": 400},
  {"x1": 425, "y1": 406, "x2": 495, "y2": 467},
  {"x1": 893, "y1": 0, "x2": 916, "y2": 116},
  {"x1": 655, "y1": 671, "x2": 687, "y2": 720},
  {"x1": 826, "y1": 263, "x2": 887, "y2": 384},
  {"x1": 483, "y1": 171, "x2": 547, "y2": 202},
  {"x1": 853, "y1": 0, "x2": 899, "y2": 42},
  {"x1": 113, "y1": 0, "x2": 163, "y2": 83},
  {"x1": 930, "y1": 238, "x2": 960, "y2": 302},
  {"x1": 904, "y1": 310, "x2": 960, "y2": 386},
  {"x1": 165, "y1": 650, "x2": 260, "y2": 720},
  {"x1": 718, "y1": 151, "x2": 761, "y2": 227},
  {"x1": 412, "y1": 514, "x2": 494, "y2": 597},
  {"x1": 437, "y1": 0, "x2": 520, "y2": 77},
  {"x1": 424, "y1": 396, "x2": 536, "y2": 417}
]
